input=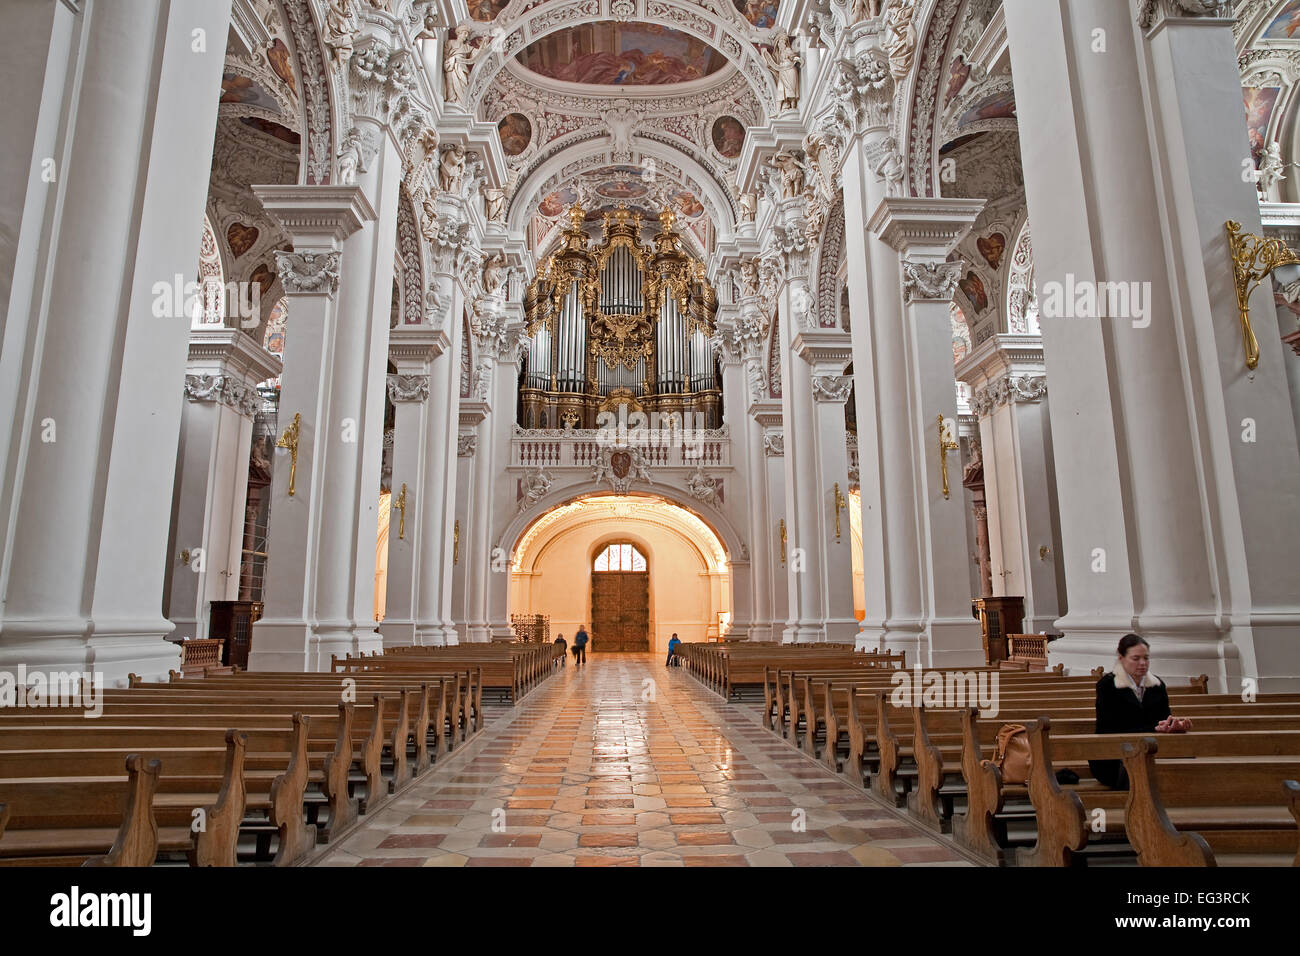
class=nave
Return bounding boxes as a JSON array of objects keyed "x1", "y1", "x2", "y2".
[{"x1": 314, "y1": 655, "x2": 969, "y2": 867}]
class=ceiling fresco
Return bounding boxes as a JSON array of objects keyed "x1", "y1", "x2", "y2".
[{"x1": 516, "y1": 23, "x2": 729, "y2": 86}]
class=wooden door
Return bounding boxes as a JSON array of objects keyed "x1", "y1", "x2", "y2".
[{"x1": 590, "y1": 571, "x2": 649, "y2": 652}]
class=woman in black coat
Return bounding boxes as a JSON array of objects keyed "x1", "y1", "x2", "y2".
[{"x1": 1088, "y1": 634, "x2": 1191, "y2": 788}]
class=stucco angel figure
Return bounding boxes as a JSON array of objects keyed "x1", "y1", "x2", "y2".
[
  {"x1": 737, "y1": 259, "x2": 760, "y2": 299},
  {"x1": 481, "y1": 183, "x2": 506, "y2": 223},
  {"x1": 885, "y1": 0, "x2": 919, "y2": 79},
  {"x1": 850, "y1": 0, "x2": 884, "y2": 21},
  {"x1": 873, "y1": 135, "x2": 905, "y2": 193},
  {"x1": 762, "y1": 31, "x2": 802, "y2": 113},
  {"x1": 443, "y1": 24, "x2": 487, "y2": 106},
  {"x1": 1257, "y1": 141, "x2": 1287, "y2": 195},
  {"x1": 439, "y1": 143, "x2": 466, "y2": 194},
  {"x1": 323, "y1": 0, "x2": 359, "y2": 67},
  {"x1": 767, "y1": 150, "x2": 807, "y2": 200},
  {"x1": 481, "y1": 252, "x2": 508, "y2": 298},
  {"x1": 337, "y1": 127, "x2": 364, "y2": 185},
  {"x1": 738, "y1": 191, "x2": 757, "y2": 224}
]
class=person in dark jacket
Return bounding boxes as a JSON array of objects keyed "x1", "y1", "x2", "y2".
[
  {"x1": 1089, "y1": 634, "x2": 1192, "y2": 788},
  {"x1": 573, "y1": 625, "x2": 589, "y2": 668},
  {"x1": 554, "y1": 634, "x2": 567, "y2": 667}
]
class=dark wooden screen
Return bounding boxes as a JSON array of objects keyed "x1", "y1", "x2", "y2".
[{"x1": 590, "y1": 571, "x2": 649, "y2": 652}]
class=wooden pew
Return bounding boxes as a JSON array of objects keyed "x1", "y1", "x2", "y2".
[
  {"x1": 0, "y1": 755, "x2": 163, "y2": 866},
  {"x1": 1021, "y1": 720, "x2": 1300, "y2": 866},
  {"x1": 0, "y1": 715, "x2": 317, "y2": 866},
  {"x1": 0, "y1": 731, "x2": 246, "y2": 866}
]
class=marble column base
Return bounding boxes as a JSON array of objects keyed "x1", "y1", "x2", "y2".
[
  {"x1": 781, "y1": 624, "x2": 827, "y2": 644},
  {"x1": 379, "y1": 618, "x2": 418, "y2": 648},
  {"x1": 0, "y1": 629, "x2": 182, "y2": 688}
]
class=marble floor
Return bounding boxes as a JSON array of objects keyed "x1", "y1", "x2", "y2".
[{"x1": 312, "y1": 654, "x2": 976, "y2": 867}]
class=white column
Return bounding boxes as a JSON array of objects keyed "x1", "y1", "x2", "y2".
[
  {"x1": 958, "y1": 337, "x2": 1064, "y2": 635},
  {"x1": 167, "y1": 331, "x2": 281, "y2": 642},
  {"x1": 757, "y1": 415, "x2": 788, "y2": 635},
  {"x1": 718, "y1": 352, "x2": 754, "y2": 638},
  {"x1": 458, "y1": 398, "x2": 491, "y2": 642},
  {"x1": 1003, "y1": 0, "x2": 1300, "y2": 688},
  {"x1": 834, "y1": 45, "x2": 894, "y2": 651},
  {"x1": 415, "y1": 195, "x2": 473, "y2": 646},
  {"x1": 805, "y1": 367, "x2": 859, "y2": 642},
  {"x1": 1131, "y1": 0, "x2": 1300, "y2": 690},
  {"x1": 247, "y1": 187, "x2": 375, "y2": 671},
  {"x1": 0, "y1": 0, "x2": 234, "y2": 684},
  {"x1": 868, "y1": 199, "x2": 986, "y2": 667},
  {"x1": 379, "y1": 331, "x2": 441, "y2": 648}
]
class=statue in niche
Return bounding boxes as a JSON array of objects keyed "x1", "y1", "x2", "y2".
[
  {"x1": 481, "y1": 252, "x2": 507, "y2": 298},
  {"x1": 421, "y1": 195, "x2": 439, "y2": 242},
  {"x1": 885, "y1": 0, "x2": 918, "y2": 79},
  {"x1": 1257, "y1": 141, "x2": 1287, "y2": 196},
  {"x1": 850, "y1": 0, "x2": 884, "y2": 21},
  {"x1": 439, "y1": 143, "x2": 466, "y2": 194},
  {"x1": 337, "y1": 127, "x2": 364, "y2": 185},
  {"x1": 766, "y1": 150, "x2": 806, "y2": 200},
  {"x1": 443, "y1": 24, "x2": 487, "y2": 106},
  {"x1": 738, "y1": 191, "x2": 757, "y2": 224},
  {"x1": 761, "y1": 30, "x2": 802, "y2": 113},
  {"x1": 738, "y1": 260, "x2": 760, "y2": 299},
  {"x1": 481, "y1": 183, "x2": 506, "y2": 223}
]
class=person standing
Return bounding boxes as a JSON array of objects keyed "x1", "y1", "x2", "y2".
[
  {"x1": 666, "y1": 632, "x2": 681, "y2": 667},
  {"x1": 573, "y1": 624, "x2": 589, "y2": 668},
  {"x1": 553, "y1": 633, "x2": 567, "y2": 668}
]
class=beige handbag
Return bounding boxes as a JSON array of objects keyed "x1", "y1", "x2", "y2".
[{"x1": 984, "y1": 723, "x2": 1032, "y2": 784}]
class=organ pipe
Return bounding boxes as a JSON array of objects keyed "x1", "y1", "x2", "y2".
[{"x1": 520, "y1": 204, "x2": 721, "y2": 422}]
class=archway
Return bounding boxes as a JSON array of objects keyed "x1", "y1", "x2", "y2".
[{"x1": 509, "y1": 492, "x2": 731, "y2": 658}]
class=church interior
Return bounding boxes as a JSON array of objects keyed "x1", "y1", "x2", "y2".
[{"x1": 2, "y1": 0, "x2": 1300, "y2": 890}]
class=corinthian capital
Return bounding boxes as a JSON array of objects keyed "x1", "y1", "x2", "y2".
[
  {"x1": 349, "y1": 38, "x2": 417, "y2": 128},
  {"x1": 274, "y1": 250, "x2": 341, "y2": 295},
  {"x1": 832, "y1": 46, "x2": 895, "y2": 137},
  {"x1": 901, "y1": 259, "x2": 962, "y2": 303}
]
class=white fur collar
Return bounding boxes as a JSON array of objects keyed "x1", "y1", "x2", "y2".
[{"x1": 1112, "y1": 666, "x2": 1161, "y2": 692}]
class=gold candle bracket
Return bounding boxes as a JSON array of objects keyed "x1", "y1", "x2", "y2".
[
  {"x1": 833, "y1": 482, "x2": 846, "y2": 542},
  {"x1": 937, "y1": 413, "x2": 959, "y2": 500},
  {"x1": 453, "y1": 520, "x2": 461, "y2": 565},
  {"x1": 276, "y1": 412, "x2": 302, "y2": 497},
  {"x1": 394, "y1": 483, "x2": 408, "y2": 540},
  {"x1": 1226, "y1": 219, "x2": 1300, "y2": 370},
  {"x1": 779, "y1": 518, "x2": 787, "y2": 566}
]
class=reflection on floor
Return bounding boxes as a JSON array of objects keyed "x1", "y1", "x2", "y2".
[{"x1": 312, "y1": 653, "x2": 976, "y2": 867}]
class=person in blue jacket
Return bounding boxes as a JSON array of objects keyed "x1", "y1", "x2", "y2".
[{"x1": 666, "y1": 633, "x2": 681, "y2": 667}]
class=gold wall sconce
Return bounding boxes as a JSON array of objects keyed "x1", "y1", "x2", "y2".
[
  {"x1": 453, "y1": 519, "x2": 461, "y2": 565},
  {"x1": 833, "y1": 482, "x2": 846, "y2": 542},
  {"x1": 276, "y1": 411, "x2": 302, "y2": 496},
  {"x1": 779, "y1": 518, "x2": 787, "y2": 566},
  {"x1": 394, "y1": 483, "x2": 408, "y2": 540},
  {"x1": 1039, "y1": 545, "x2": 1051, "y2": 561},
  {"x1": 1226, "y1": 219, "x2": 1300, "y2": 370},
  {"x1": 937, "y1": 413, "x2": 959, "y2": 499}
]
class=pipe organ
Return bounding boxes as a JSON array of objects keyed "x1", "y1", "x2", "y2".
[{"x1": 520, "y1": 206, "x2": 720, "y2": 429}]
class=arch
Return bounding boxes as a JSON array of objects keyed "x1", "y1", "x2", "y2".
[
  {"x1": 506, "y1": 133, "x2": 739, "y2": 241},
  {"x1": 902, "y1": 0, "x2": 966, "y2": 198},
  {"x1": 396, "y1": 190, "x2": 424, "y2": 326},
  {"x1": 502, "y1": 485, "x2": 743, "y2": 573},
  {"x1": 814, "y1": 194, "x2": 845, "y2": 329},
  {"x1": 278, "y1": 0, "x2": 340, "y2": 185},
  {"x1": 465, "y1": 1, "x2": 779, "y2": 120}
]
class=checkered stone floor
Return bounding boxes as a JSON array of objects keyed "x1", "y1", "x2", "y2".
[{"x1": 311, "y1": 654, "x2": 976, "y2": 867}]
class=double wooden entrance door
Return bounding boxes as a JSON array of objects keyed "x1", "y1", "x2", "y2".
[{"x1": 590, "y1": 571, "x2": 649, "y2": 652}]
